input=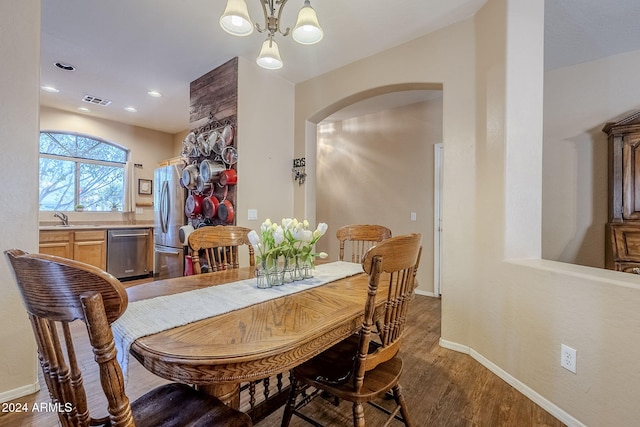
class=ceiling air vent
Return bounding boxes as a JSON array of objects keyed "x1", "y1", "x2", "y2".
[
  {"x1": 82, "y1": 95, "x2": 112, "y2": 107},
  {"x1": 54, "y1": 61, "x2": 76, "y2": 71}
]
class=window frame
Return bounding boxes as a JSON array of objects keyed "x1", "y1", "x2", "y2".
[{"x1": 39, "y1": 131, "x2": 130, "y2": 212}]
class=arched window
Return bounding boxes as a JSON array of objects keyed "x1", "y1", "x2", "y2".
[{"x1": 39, "y1": 132, "x2": 128, "y2": 211}]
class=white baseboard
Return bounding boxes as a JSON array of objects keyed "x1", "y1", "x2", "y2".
[
  {"x1": 439, "y1": 337, "x2": 470, "y2": 354},
  {"x1": 0, "y1": 381, "x2": 40, "y2": 404},
  {"x1": 415, "y1": 289, "x2": 436, "y2": 297},
  {"x1": 438, "y1": 339, "x2": 585, "y2": 427}
]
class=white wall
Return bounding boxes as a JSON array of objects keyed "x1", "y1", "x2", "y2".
[
  {"x1": 0, "y1": 0, "x2": 40, "y2": 402},
  {"x1": 542, "y1": 49, "x2": 640, "y2": 268}
]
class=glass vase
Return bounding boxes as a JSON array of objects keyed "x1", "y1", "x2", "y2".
[
  {"x1": 291, "y1": 255, "x2": 304, "y2": 281},
  {"x1": 255, "y1": 264, "x2": 270, "y2": 289},
  {"x1": 265, "y1": 256, "x2": 283, "y2": 286},
  {"x1": 283, "y1": 256, "x2": 296, "y2": 283},
  {"x1": 301, "y1": 258, "x2": 314, "y2": 279}
]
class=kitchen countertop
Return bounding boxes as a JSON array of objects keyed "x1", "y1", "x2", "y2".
[{"x1": 39, "y1": 223, "x2": 153, "y2": 231}]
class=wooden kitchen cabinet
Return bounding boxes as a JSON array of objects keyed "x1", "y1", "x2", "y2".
[
  {"x1": 38, "y1": 231, "x2": 73, "y2": 259},
  {"x1": 39, "y1": 230, "x2": 106, "y2": 270},
  {"x1": 603, "y1": 110, "x2": 640, "y2": 272},
  {"x1": 73, "y1": 230, "x2": 107, "y2": 270}
]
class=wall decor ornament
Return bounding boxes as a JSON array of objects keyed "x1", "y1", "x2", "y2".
[{"x1": 292, "y1": 157, "x2": 306, "y2": 185}]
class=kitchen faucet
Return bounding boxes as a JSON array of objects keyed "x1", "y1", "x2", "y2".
[{"x1": 53, "y1": 211, "x2": 69, "y2": 226}]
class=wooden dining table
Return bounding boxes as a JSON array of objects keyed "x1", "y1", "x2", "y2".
[{"x1": 123, "y1": 263, "x2": 383, "y2": 411}]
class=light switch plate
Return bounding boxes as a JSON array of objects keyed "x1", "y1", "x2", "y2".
[{"x1": 248, "y1": 209, "x2": 258, "y2": 221}]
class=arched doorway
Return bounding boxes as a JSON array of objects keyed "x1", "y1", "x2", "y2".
[{"x1": 303, "y1": 84, "x2": 443, "y2": 296}]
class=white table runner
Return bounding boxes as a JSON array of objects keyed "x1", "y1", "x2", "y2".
[{"x1": 111, "y1": 261, "x2": 363, "y2": 383}]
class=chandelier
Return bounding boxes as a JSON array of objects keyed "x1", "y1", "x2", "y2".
[{"x1": 220, "y1": 0, "x2": 323, "y2": 70}]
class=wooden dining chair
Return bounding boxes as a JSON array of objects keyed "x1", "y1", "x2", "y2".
[
  {"x1": 336, "y1": 224, "x2": 392, "y2": 263},
  {"x1": 4, "y1": 249, "x2": 253, "y2": 427},
  {"x1": 188, "y1": 225, "x2": 255, "y2": 274},
  {"x1": 281, "y1": 233, "x2": 422, "y2": 427}
]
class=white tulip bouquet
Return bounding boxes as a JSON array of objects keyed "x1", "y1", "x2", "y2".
[{"x1": 248, "y1": 218, "x2": 328, "y2": 287}]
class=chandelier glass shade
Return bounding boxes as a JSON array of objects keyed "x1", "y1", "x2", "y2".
[
  {"x1": 256, "y1": 36, "x2": 283, "y2": 69},
  {"x1": 219, "y1": 0, "x2": 254, "y2": 36},
  {"x1": 219, "y1": 0, "x2": 323, "y2": 69},
  {"x1": 292, "y1": 1, "x2": 323, "y2": 44}
]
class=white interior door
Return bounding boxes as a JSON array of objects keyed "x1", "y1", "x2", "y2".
[{"x1": 433, "y1": 143, "x2": 443, "y2": 296}]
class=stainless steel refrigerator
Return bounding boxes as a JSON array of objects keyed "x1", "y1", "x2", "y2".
[{"x1": 154, "y1": 164, "x2": 186, "y2": 279}]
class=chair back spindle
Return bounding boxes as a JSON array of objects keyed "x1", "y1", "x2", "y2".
[
  {"x1": 6, "y1": 249, "x2": 129, "y2": 426},
  {"x1": 81, "y1": 291, "x2": 134, "y2": 426},
  {"x1": 336, "y1": 224, "x2": 392, "y2": 263},
  {"x1": 355, "y1": 234, "x2": 422, "y2": 390},
  {"x1": 5, "y1": 249, "x2": 253, "y2": 427},
  {"x1": 282, "y1": 233, "x2": 421, "y2": 427},
  {"x1": 188, "y1": 226, "x2": 255, "y2": 274}
]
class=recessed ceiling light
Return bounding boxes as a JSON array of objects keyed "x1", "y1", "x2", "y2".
[
  {"x1": 41, "y1": 86, "x2": 59, "y2": 93},
  {"x1": 147, "y1": 91, "x2": 162, "y2": 98},
  {"x1": 124, "y1": 106, "x2": 138, "y2": 113},
  {"x1": 77, "y1": 107, "x2": 90, "y2": 113},
  {"x1": 54, "y1": 61, "x2": 76, "y2": 71}
]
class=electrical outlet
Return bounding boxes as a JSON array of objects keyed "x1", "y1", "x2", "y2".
[{"x1": 560, "y1": 344, "x2": 577, "y2": 373}]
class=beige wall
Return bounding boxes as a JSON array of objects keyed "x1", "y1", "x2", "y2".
[
  {"x1": 39, "y1": 106, "x2": 177, "y2": 224},
  {"x1": 173, "y1": 129, "x2": 189, "y2": 156},
  {"x1": 294, "y1": 0, "x2": 476, "y2": 354},
  {"x1": 293, "y1": 20, "x2": 475, "y2": 353},
  {"x1": 294, "y1": 0, "x2": 640, "y2": 425},
  {"x1": 0, "y1": 0, "x2": 40, "y2": 402},
  {"x1": 315, "y1": 99, "x2": 442, "y2": 294},
  {"x1": 542, "y1": 49, "x2": 640, "y2": 268},
  {"x1": 166, "y1": 57, "x2": 297, "y2": 235},
  {"x1": 236, "y1": 57, "x2": 295, "y2": 229}
]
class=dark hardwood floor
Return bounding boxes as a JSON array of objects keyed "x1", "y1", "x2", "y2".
[
  {"x1": 0, "y1": 290, "x2": 565, "y2": 427},
  {"x1": 258, "y1": 296, "x2": 565, "y2": 427}
]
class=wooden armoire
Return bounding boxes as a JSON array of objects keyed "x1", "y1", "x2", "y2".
[{"x1": 603, "y1": 110, "x2": 640, "y2": 272}]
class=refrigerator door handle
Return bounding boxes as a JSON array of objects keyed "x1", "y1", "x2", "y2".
[{"x1": 160, "y1": 180, "x2": 170, "y2": 233}]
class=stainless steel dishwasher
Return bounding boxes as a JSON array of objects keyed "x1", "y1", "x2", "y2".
[{"x1": 107, "y1": 229, "x2": 150, "y2": 279}]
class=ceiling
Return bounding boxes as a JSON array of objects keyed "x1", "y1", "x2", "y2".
[{"x1": 40, "y1": 0, "x2": 640, "y2": 134}]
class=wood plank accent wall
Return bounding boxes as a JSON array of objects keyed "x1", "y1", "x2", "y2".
[
  {"x1": 190, "y1": 57, "x2": 238, "y2": 130},
  {"x1": 187, "y1": 57, "x2": 238, "y2": 228}
]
